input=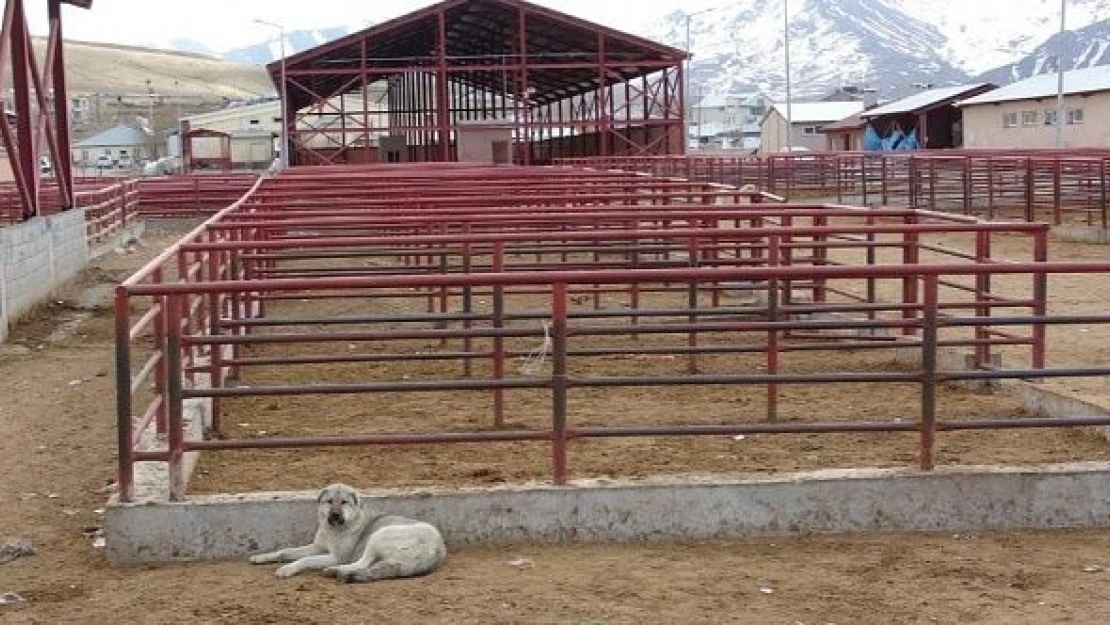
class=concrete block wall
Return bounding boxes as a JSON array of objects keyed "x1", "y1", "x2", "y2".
[{"x1": 0, "y1": 209, "x2": 91, "y2": 342}]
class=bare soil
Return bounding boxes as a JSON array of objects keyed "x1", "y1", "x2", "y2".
[{"x1": 3, "y1": 225, "x2": 1110, "y2": 623}]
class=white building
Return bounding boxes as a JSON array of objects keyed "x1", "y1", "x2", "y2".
[
  {"x1": 759, "y1": 101, "x2": 865, "y2": 153},
  {"x1": 178, "y1": 101, "x2": 282, "y2": 171},
  {"x1": 957, "y1": 65, "x2": 1110, "y2": 149},
  {"x1": 691, "y1": 92, "x2": 769, "y2": 150}
]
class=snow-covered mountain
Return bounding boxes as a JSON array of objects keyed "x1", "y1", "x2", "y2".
[
  {"x1": 652, "y1": 0, "x2": 1110, "y2": 100},
  {"x1": 978, "y1": 18, "x2": 1110, "y2": 84},
  {"x1": 146, "y1": 1, "x2": 1110, "y2": 102},
  {"x1": 221, "y1": 27, "x2": 357, "y2": 65}
]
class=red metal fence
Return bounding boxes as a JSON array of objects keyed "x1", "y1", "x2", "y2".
[
  {"x1": 0, "y1": 174, "x2": 261, "y2": 246},
  {"x1": 112, "y1": 164, "x2": 1110, "y2": 501},
  {"x1": 557, "y1": 150, "x2": 1110, "y2": 227}
]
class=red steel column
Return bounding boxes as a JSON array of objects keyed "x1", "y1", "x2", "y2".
[
  {"x1": 436, "y1": 9, "x2": 451, "y2": 162},
  {"x1": 48, "y1": 0, "x2": 74, "y2": 209},
  {"x1": 9, "y1": 0, "x2": 40, "y2": 219}
]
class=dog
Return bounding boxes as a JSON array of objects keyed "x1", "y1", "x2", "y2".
[{"x1": 249, "y1": 483, "x2": 447, "y2": 583}]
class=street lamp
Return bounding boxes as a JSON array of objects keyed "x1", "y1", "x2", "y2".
[
  {"x1": 784, "y1": 0, "x2": 793, "y2": 152},
  {"x1": 254, "y1": 18, "x2": 290, "y2": 168},
  {"x1": 684, "y1": 7, "x2": 716, "y2": 152},
  {"x1": 1054, "y1": 0, "x2": 1067, "y2": 148}
]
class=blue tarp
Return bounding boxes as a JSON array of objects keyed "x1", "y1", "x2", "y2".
[{"x1": 864, "y1": 123, "x2": 920, "y2": 152}]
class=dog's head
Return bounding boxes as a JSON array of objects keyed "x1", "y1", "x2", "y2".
[{"x1": 316, "y1": 483, "x2": 361, "y2": 529}]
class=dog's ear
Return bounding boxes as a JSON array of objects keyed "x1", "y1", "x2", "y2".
[
  {"x1": 317, "y1": 487, "x2": 329, "y2": 503},
  {"x1": 349, "y1": 490, "x2": 360, "y2": 507}
]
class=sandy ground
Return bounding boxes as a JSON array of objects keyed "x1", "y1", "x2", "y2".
[{"x1": 3, "y1": 223, "x2": 1110, "y2": 622}]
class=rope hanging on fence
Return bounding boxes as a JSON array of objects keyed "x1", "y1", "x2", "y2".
[{"x1": 519, "y1": 320, "x2": 553, "y2": 376}]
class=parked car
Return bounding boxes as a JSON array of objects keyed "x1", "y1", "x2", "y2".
[
  {"x1": 95, "y1": 154, "x2": 114, "y2": 169},
  {"x1": 117, "y1": 154, "x2": 133, "y2": 169}
]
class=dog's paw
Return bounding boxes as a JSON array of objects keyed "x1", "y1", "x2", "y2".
[
  {"x1": 322, "y1": 566, "x2": 340, "y2": 578},
  {"x1": 275, "y1": 564, "x2": 299, "y2": 579},
  {"x1": 249, "y1": 554, "x2": 274, "y2": 565}
]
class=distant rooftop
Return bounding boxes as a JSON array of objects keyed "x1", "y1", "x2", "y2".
[
  {"x1": 768, "y1": 101, "x2": 864, "y2": 124},
  {"x1": 862, "y1": 83, "x2": 995, "y2": 118},
  {"x1": 695, "y1": 92, "x2": 766, "y2": 109},
  {"x1": 74, "y1": 124, "x2": 150, "y2": 148},
  {"x1": 958, "y1": 66, "x2": 1110, "y2": 106}
]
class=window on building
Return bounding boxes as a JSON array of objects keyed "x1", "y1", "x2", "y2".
[
  {"x1": 273, "y1": 117, "x2": 282, "y2": 123},
  {"x1": 249, "y1": 119, "x2": 260, "y2": 125},
  {"x1": 802, "y1": 125, "x2": 819, "y2": 135},
  {"x1": 1068, "y1": 108, "x2": 1085, "y2": 124},
  {"x1": 1021, "y1": 110, "x2": 1039, "y2": 126},
  {"x1": 1002, "y1": 112, "x2": 1018, "y2": 128},
  {"x1": 1044, "y1": 109, "x2": 1059, "y2": 126}
]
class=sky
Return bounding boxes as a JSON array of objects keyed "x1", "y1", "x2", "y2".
[{"x1": 28, "y1": 0, "x2": 715, "y2": 51}]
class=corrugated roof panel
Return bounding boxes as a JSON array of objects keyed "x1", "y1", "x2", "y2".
[
  {"x1": 770, "y1": 101, "x2": 864, "y2": 124},
  {"x1": 862, "y1": 83, "x2": 993, "y2": 117},
  {"x1": 74, "y1": 124, "x2": 150, "y2": 148},
  {"x1": 958, "y1": 65, "x2": 1110, "y2": 106}
]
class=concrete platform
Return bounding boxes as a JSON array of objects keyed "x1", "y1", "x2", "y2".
[{"x1": 105, "y1": 462, "x2": 1110, "y2": 565}]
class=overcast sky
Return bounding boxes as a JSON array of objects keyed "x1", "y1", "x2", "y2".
[{"x1": 30, "y1": 0, "x2": 715, "y2": 51}]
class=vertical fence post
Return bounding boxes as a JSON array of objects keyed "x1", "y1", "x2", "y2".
[
  {"x1": 920, "y1": 274, "x2": 939, "y2": 471},
  {"x1": 1032, "y1": 230, "x2": 1048, "y2": 370},
  {"x1": 686, "y1": 233, "x2": 700, "y2": 375},
  {"x1": 114, "y1": 286, "x2": 135, "y2": 503},
  {"x1": 1024, "y1": 158, "x2": 1035, "y2": 222},
  {"x1": 1101, "y1": 158, "x2": 1108, "y2": 233},
  {"x1": 974, "y1": 231, "x2": 991, "y2": 369},
  {"x1": 1053, "y1": 159, "x2": 1063, "y2": 226},
  {"x1": 153, "y1": 268, "x2": 168, "y2": 433},
  {"x1": 551, "y1": 282, "x2": 569, "y2": 485},
  {"x1": 766, "y1": 234, "x2": 780, "y2": 423},
  {"x1": 901, "y1": 213, "x2": 920, "y2": 336},
  {"x1": 462, "y1": 233, "x2": 474, "y2": 378},
  {"x1": 206, "y1": 230, "x2": 224, "y2": 434},
  {"x1": 492, "y1": 242, "x2": 506, "y2": 428},
  {"x1": 165, "y1": 294, "x2": 186, "y2": 501}
]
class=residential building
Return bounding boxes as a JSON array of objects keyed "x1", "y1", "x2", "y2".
[
  {"x1": 71, "y1": 124, "x2": 153, "y2": 168},
  {"x1": 759, "y1": 101, "x2": 865, "y2": 153},
  {"x1": 956, "y1": 66, "x2": 1110, "y2": 149},
  {"x1": 692, "y1": 92, "x2": 772, "y2": 142}
]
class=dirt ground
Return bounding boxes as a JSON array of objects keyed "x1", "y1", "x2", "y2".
[
  {"x1": 192, "y1": 222, "x2": 1110, "y2": 493},
  {"x1": 5, "y1": 223, "x2": 1110, "y2": 623}
]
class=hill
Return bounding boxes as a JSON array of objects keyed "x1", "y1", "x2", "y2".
[{"x1": 31, "y1": 38, "x2": 273, "y2": 98}]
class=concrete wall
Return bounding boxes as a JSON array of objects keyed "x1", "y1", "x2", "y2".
[
  {"x1": 0, "y1": 209, "x2": 89, "y2": 341},
  {"x1": 106, "y1": 462, "x2": 1110, "y2": 564},
  {"x1": 961, "y1": 92, "x2": 1110, "y2": 149},
  {"x1": 457, "y1": 126, "x2": 513, "y2": 164}
]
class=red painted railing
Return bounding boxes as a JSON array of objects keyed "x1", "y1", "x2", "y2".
[
  {"x1": 557, "y1": 150, "x2": 1110, "y2": 227},
  {"x1": 111, "y1": 164, "x2": 1110, "y2": 502}
]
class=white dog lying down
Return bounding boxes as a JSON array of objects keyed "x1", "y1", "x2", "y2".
[{"x1": 249, "y1": 483, "x2": 447, "y2": 583}]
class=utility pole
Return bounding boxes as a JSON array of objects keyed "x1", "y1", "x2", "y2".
[
  {"x1": 1054, "y1": 0, "x2": 1067, "y2": 148},
  {"x1": 255, "y1": 19, "x2": 290, "y2": 167},
  {"x1": 684, "y1": 7, "x2": 715, "y2": 152},
  {"x1": 784, "y1": 0, "x2": 793, "y2": 152}
]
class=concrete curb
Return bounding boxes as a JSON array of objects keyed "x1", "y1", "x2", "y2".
[{"x1": 106, "y1": 462, "x2": 1110, "y2": 565}]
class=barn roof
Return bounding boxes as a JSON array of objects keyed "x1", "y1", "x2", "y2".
[
  {"x1": 269, "y1": 0, "x2": 687, "y2": 111},
  {"x1": 768, "y1": 101, "x2": 864, "y2": 125},
  {"x1": 958, "y1": 65, "x2": 1110, "y2": 106},
  {"x1": 861, "y1": 83, "x2": 995, "y2": 118}
]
